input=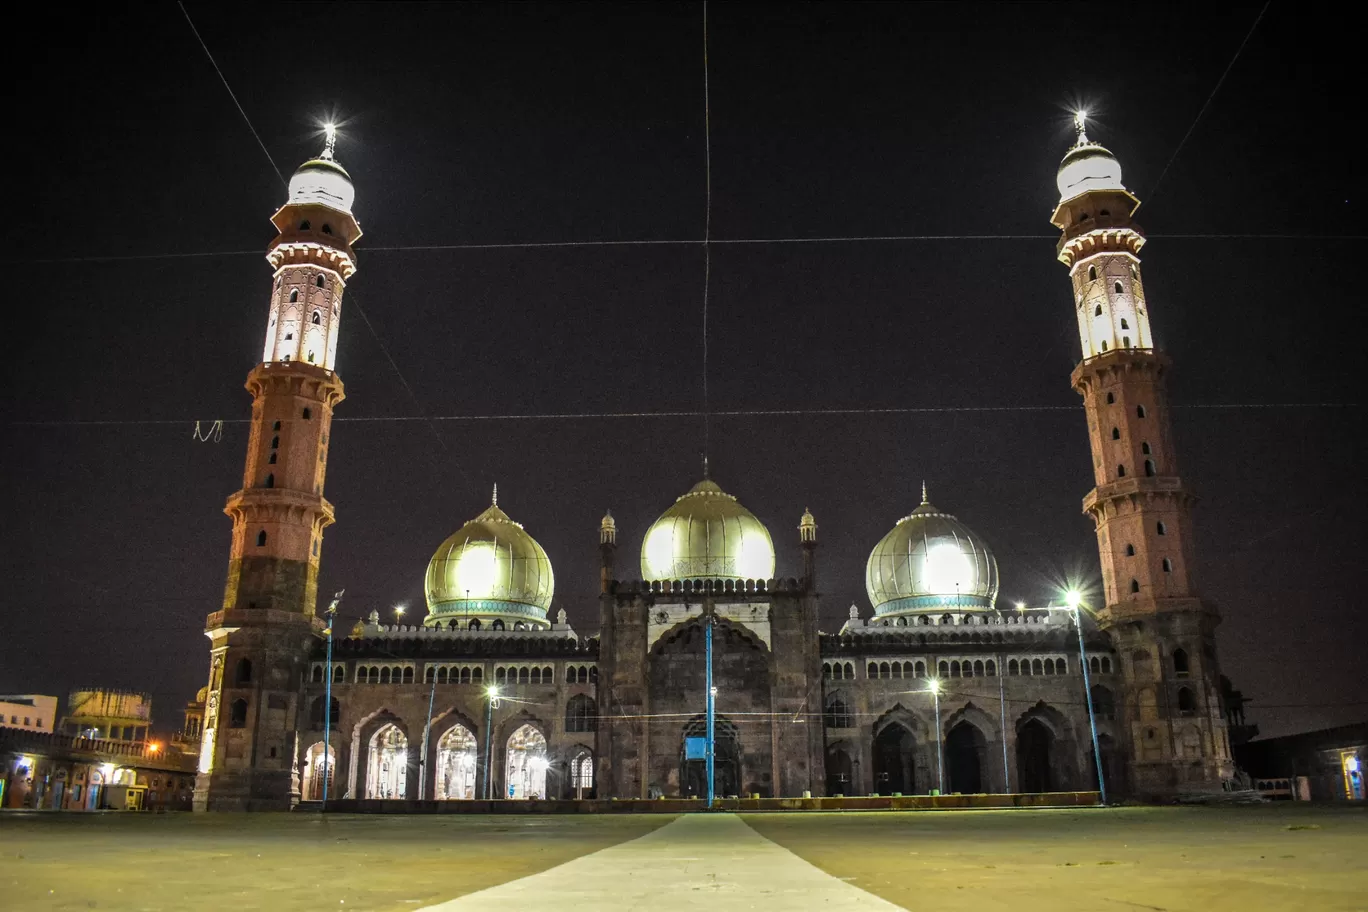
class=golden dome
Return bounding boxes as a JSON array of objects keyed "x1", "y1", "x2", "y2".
[
  {"x1": 641, "y1": 479, "x2": 775, "y2": 582},
  {"x1": 865, "y1": 488, "x2": 999, "y2": 617},
  {"x1": 424, "y1": 489, "x2": 554, "y2": 629}
]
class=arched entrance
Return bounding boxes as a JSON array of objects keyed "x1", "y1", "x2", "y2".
[
  {"x1": 569, "y1": 749, "x2": 594, "y2": 799},
  {"x1": 826, "y1": 745, "x2": 854, "y2": 796},
  {"x1": 505, "y1": 724, "x2": 547, "y2": 799},
  {"x1": 301, "y1": 742, "x2": 335, "y2": 800},
  {"x1": 366, "y1": 724, "x2": 408, "y2": 799},
  {"x1": 434, "y1": 723, "x2": 477, "y2": 800},
  {"x1": 873, "y1": 722, "x2": 917, "y2": 795},
  {"x1": 945, "y1": 722, "x2": 986, "y2": 794},
  {"x1": 680, "y1": 717, "x2": 741, "y2": 799},
  {"x1": 1017, "y1": 719, "x2": 1055, "y2": 793}
]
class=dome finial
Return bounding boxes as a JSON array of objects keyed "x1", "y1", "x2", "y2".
[
  {"x1": 1073, "y1": 109, "x2": 1090, "y2": 145},
  {"x1": 322, "y1": 122, "x2": 338, "y2": 161},
  {"x1": 702, "y1": 453, "x2": 710, "y2": 479},
  {"x1": 491, "y1": 482, "x2": 498, "y2": 507},
  {"x1": 921, "y1": 480, "x2": 929, "y2": 504}
]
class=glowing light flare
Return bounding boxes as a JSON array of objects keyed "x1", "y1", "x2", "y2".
[
  {"x1": 923, "y1": 542, "x2": 975, "y2": 595},
  {"x1": 1074, "y1": 109, "x2": 1088, "y2": 133},
  {"x1": 486, "y1": 685, "x2": 500, "y2": 698},
  {"x1": 1064, "y1": 590, "x2": 1083, "y2": 610},
  {"x1": 926, "y1": 678, "x2": 942, "y2": 694},
  {"x1": 455, "y1": 541, "x2": 502, "y2": 600}
]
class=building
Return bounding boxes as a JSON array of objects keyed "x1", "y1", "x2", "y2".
[
  {"x1": 1235, "y1": 724, "x2": 1367, "y2": 801},
  {"x1": 0, "y1": 726, "x2": 195, "y2": 811},
  {"x1": 0, "y1": 695, "x2": 57, "y2": 734},
  {"x1": 192, "y1": 118, "x2": 1234, "y2": 810},
  {"x1": 60, "y1": 688, "x2": 153, "y2": 744}
]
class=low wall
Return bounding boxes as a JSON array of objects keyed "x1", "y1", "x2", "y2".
[{"x1": 320, "y1": 791, "x2": 1101, "y2": 814}]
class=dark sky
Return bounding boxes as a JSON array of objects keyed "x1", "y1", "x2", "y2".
[{"x1": 3, "y1": 2, "x2": 1362, "y2": 740}]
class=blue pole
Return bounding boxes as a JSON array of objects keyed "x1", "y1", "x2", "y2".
[
  {"x1": 1073, "y1": 606, "x2": 1108, "y2": 805},
  {"x1": 484, "y1": 692, "x2": 495, "y2": 800},
  {"x1": 322, "y1": 590, "x2": 342, "y2": 805},
  {"x1": 933, "y1": 686, "x2": 943, "y2": 794},
  {"x1": 706, "y1": 615, "x2": 715, "y2": 808},
  {"x1": 419, "y1": 667, "x2": 437, "y2": 800}
]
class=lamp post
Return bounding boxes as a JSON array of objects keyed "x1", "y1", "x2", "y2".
[
  {"x1": 483, "y1": 685, "x2": 500, "y2": 800},
  {"x1": 705, "y1": 603, "x2": 716, "y2": 808},
  {"x1": 322, "y1": 589, "x2": 343, "y2": 805},
  {"x1": 418, "y1": 657, "x2": 437, "y2": 800},
  {"x1": 1064, "y1": 591, "x2": 1108, "y2": 805},
  {"x1": 928, "y1": 678, "x2": 944, "y2": 795}
]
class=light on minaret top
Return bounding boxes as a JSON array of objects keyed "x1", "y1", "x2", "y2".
[
  {"x1": 1056, "y1": 110, "x2": 1127, "y2": 202},
  {"x1": 286, "y1": 123, "x2": 356, "y2": 215}
]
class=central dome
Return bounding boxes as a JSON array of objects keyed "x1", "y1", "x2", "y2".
[
  {"x1": 424, "y1": 490, "x2": 554, "y2": 630},
  {"x1": 641, "y1": 479, "x2": 775, "y2": 582},
  {"x1": 865, "y1": 490, "x2": 999, "y2": 617}
]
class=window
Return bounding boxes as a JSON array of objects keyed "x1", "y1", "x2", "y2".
[
  {"x1": 1117, "y1": 464, "x2": 1126, "y2": 478},
  {"x1": 268, "y1": 453, "x2": 277, "y2": 464},
  {"x1": 302, "y1": 408, "x2": 311, "y2": 420},
  {"x1": 256, "y1": 530, "x2": 267, "y2": 547},
  {"x1": 1173, "y1": 648, "x2": 1190, "y2": 675},
  {"x1": 273, "y1": 421, "x2": 281, "y2": 431},
  {"x1": 1106, "y1": 392, "x2": 1115, "y2": 404},
  {"x1": 321, "y1": 224, "x2": 333, "y2": 235},
  {"x1": 309, "y1": 697, "x2": 339, "y2": 729},
  {"x1": 1101, "y1": 340, "x2": 1108, "y2": 352},
  {"x1": 566, "y1": 695, "x2": 597, "y2": 732},
  {"x1": 1088, "y1": 266, "x2": 1097, "y2": 281},
  {"x1": 1137, "y1": 405, "x2": 1147, "y2": 418},
  {"x1": 1100, "y1": 209, "x2": 1110, "y2": 216},
  {"x1": 1177, "y1": 687, "x2": 1196, "y2": 714},
  {"x1": 1008, "y1": 659, "x2": 1020, "y2": 675},
  {"x1": 1091, "y1": 685, "x2": 1116, "y2": 720},
  {"x1": 1156, "y1": 521, "x2": 1167, "y2": 536},
  {"x1": 289, "y1": 290, "x2": 299, "y2": 303},
  {"x1": 311, "y1": 666, "x2": 324, "y2": 683},
  {"x1": 824, "y1": 696, "x2": 854, "y2": 729},
  {"x1": 334, "y1": 666, "x2": 344, "y2": 683},
  {"x1": 284, "y1": 333, "x2": 293, "y2": 341},
  {"x1": 311, "y1": 312, "x2": 321, "y2": 325},
  {"x1": 1141, "y1": 442, "x2": 1151, "y2": 454},
  {"x1": 235, "y1": 658, "x2": 253, "y2": 684},
  {"x1": 1130, "y1": 579, "x2": 1140, "y2": 594},
  {"x1": 1094, "y1": 303, "x2": 1103, "y2": 316},
  {"x1": 271, "y1": 436, "x2": 279, "y2": 449},
  {"x1": 264, "y1": 473, "x2": 274, "y2": 488},
  {"x1": 1115, "y1": 281, "x2": 1123, "y2": 294},
  {"x1": 1125, "y1": 543, "x2": 1135, "y2": 556},
  {"x1": 229, "y1": 699, "x2": 248, "y2": 728},
  {"x1": 1144, "y1": 460, "x2": 1156, "y2": 477},
  {"x1": 299, "y1": 221, "x2": 311, "y2": 230},
  {"x1": 1162, "y1": 558, "x2": 1173, "y2": 572},
  {"x1": 315, "y1": 275, "x2": 325, "y2": 288},
  {"x1": 1123, "y1": 336, "x2": 1131, "y2": 347},
  {"x1": 1120, "y1": 318, "x2": 1129, "y2": 330},
  {"x1": 1111, "y1": 427, "x2": 1120, "y2": 440}
]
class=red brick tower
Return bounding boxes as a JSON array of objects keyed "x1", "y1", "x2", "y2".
[
  {"x1": 194, "y1": 126, "x2": 360, "y2": 810},
  {"x1": 1053, "y1": 113, "x2": 1233, "y2": 797}
]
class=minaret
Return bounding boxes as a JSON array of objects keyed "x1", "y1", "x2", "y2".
[
  {"x1": 1052, "y1": 112, "x2": 1232, "y2": 797},
  {"x1": 194, "y1": 125, "x2": 361, "y2": 811}
]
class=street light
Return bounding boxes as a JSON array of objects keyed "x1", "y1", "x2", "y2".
[
  {"x1": 927, "y1": 678, "x2": 944, "y2": 795},
  {"x1": 483, "y1": 685, "x2": 500, "y2": 800},
  {"x1": 393, "y1": 604, "x2": 406, "y2": 621},
  {"x1": 322, "y1": 589, "x2": 344, "y2": 805},
  {"x1": 1063, "y1": 590, "x2": 1108, "y2": 805}
]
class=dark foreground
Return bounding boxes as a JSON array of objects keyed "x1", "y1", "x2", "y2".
[{"x1": 1, "y1": 804, "x2": 1363, "y2": 911}]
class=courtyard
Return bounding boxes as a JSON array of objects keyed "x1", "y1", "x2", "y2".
[{"x1": 1, "y1": 805, "x2": 1364, "y2": 911}]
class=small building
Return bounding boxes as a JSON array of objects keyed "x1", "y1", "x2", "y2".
[
  {"x1": 60, "y1": 688, "x2": 153, "y2": 743},
  {"x1": 0, "y1": 695, "x2": 58, "y2": 734},
  {"x1": 0, "y1": 726, "x2": 196, "y2": 811},
  {"x1": 1235, "y1": 723, "x2": 1367, "y2": 801}
]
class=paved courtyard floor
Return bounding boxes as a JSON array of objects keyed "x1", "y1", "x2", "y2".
[{"x1": 1, "y1": 805, "x2": 1364, "y2": 911}]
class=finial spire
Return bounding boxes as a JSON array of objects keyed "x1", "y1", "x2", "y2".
[
  {"x1": 702, "y1": 453, "x2": 710, "y2": 480},
  {"x1": 921, "y1": 480, "x2": 929, "y2": 504},
  {"x1": 491, "y1": 482, "x2": 498, "y2": 507},
  {"x1": 1072, "y1": 110, "x2": 1090, "y2": 145},
  {"x1": 322, "y1": 122, "x2": 338, "y2": 161}
]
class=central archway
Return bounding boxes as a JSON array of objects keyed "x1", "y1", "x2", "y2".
[
  {"x1": 434, "y1": 723, "x2": 478, "y2": 800},
  {"x1": 505, "y1": 724, "x2": 547, "y2": 799},
  {"x1": 1017, "y1": 719, "x2": 1055, "y2": 793},
  {"x1": 679, "y1": 716, "x2": 741, "y2": 799},
  {"x1": 366, "y1": 724, "x2": 407, "y2": 799},
  {"x1": 825, "y1": 744, "x2": 854, "y2": 796},
  {"x1": 945, "y1": 721, "x2": 986, "y2": 794},
  {"x1": 873, "y1": 722, "x2": 917, "y2": 795}
]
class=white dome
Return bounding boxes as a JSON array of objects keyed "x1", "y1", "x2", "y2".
[
  {"x1": 1056, "y1": 142, "x2": 1125, "y2": 201},
  {"x1": 288, "y1": 158, "x2": 355, "y2": 213}
]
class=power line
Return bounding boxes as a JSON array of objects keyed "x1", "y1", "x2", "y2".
[
  {"x1": 1147, "y1": 1, "x2": 1272, "y2": 202},
  {"x1": 176, "y1": 2, "x2": 284, "y2": 186}
]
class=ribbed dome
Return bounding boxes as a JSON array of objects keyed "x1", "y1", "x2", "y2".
[
  {"x1": 865, "y1": 491, "x2": 999, "y2": 616},
  {"x1": 288, "y1": 157, "x2": 355, "y2": 214},
  {"x1": 1057, "y1": 140, "x2": 1125, "y2": 201},
  {"x1": 424, "y1": 491, "x2": 554, "y2": 629},
  {"x1": 641, "y1": 479, "x2": 775, "y2": 582}
]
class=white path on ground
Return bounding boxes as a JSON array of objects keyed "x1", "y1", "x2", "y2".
[{"x1": 418, "y1": 813, "x2": 904, "y2": 911}]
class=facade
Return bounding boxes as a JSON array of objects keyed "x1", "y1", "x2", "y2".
[
  {"x1": 192, "y1": 121, "x2": 1235, "y2": 810},
  {"x1": 0, "y1": 726, "x2": 196, "y2": 811},
  {"x1": 60, "y1": 688, "x2": 153, "y2": 743},
  {"x1": 1235, "y1": 724, "x2": 1367, "y2": 801},
  {"x1": 0, "y1": 695, "x2": 57, "y2": 734}
]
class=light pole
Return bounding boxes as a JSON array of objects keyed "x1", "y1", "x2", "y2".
[
  {"x1": 483, "y1": 685, "x2": 500, "y2": 800},
  {"x1": 1065, "y1": 590, "x2": 1108, "y2": 805},
  {"x1": 322, "y1": 589, "x2": 343, "y2": 805},
  {"x1": 928, "y1": 678, "x2": 944, "y2": 795},
  {"x1": 705, "y1": 603, "x2": 716, "y2": 808},
  {"x1": 418, "y1": 657, "x2": 437, "y2": 800}
]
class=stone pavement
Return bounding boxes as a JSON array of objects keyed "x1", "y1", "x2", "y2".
[{"x1": 419, "y1": 812, "x2": 903, "y2": 910}]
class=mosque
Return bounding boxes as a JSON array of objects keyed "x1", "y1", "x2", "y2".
[{"x1": 191, "y1": 117, "x2": 1235, "y2": 810}]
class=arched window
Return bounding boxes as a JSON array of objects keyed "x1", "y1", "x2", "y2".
[
  {"x1": 1008, "y1": 659, "x2": 1020, "y2": 675},
  {"x1": 229, "y1": 699, "x2": 248, "y2": 728},
  {"x1": 271, "y1": 436, "x2": 279, "y2": 449},
  {"x1": 469, "y1": 619, "x2": 482, "y2": 631},
  {"x1": 1111, "y1": 427, "x2": 1120, "y2": 440},
  {"x1": 289, "y1": 290, "x2": 299, "y2": 303},
  {"x1": 985, "y1": 660, "x2": 996, "y2": 676},
  {"x1": 491, "y1": 619, "x2": 504, "y2": 631},
  {"x1": 1177, "y1": 687, "x2": 1196, "y2": 714},
  {"x1": 1156, "y1": 521, "x2": 1167, "y2": 536},
  {"x1": 1162, "y1": 558, "x2": 1173, "y2": 572},
  {"x1": 272, "y1": 420, "x2": 281, "y2": 431},
  {"x1": 1101, "y1": 340, "x2": 1109, "y2": 352},
  {"x1": 311, "y1": 311, "x2": 321, "y2": 325},
  {"x1": 299, "y1": 221, "x2": 311, "y2": 231},
  {"x1": 824, "y1": 695, "x2": 854, "y2": 729},
  {"x1": 938, "y1": 661, "x2": 950, "y2": 677},
  {"x1": 494, "y1": 667, "x2": 506, "y2": 685},
  {"x1": 1088, "y1": 266, "x2": 1097, "y2": 281},
  {"x1": 1144, "y1": 459, "x2": 1156, "y2": 476},
  {"x1": 914, "y1": 661, "x2": 926, "y2": 677},
  {"x1": 402, "y1": 667, "x2": 414, "y2": 684},
  {"x1": 321, "y1": 224, "x2": 333, "y2": 235},
  {"x1": 517, "y1": 667, "x2": 529, "y2": 684},
  {"x1": 256, "y1": 530, "x2": 267, "y2": 547},
  {"x1": 1101, "y1": 657, "x2": 1112, "y2": 673},
  {"x1": 529, "y1": 667, "x2": 542, "y2": 685},
  {"x1": 380, "y1": 667, "x2": 391, "y2": 684},
  {"x1": 973, "y1": 660, "x2": 985, "y2": 676},
  {"x1": 1090, "y1": 685, "x2": 1116, "y2": 719},
  {"x1": 1125, "y1": 543, "x2": 1135, "y2": 556},
  {"x1": 950, "y1": 661, "x2": 961, "y2": 678},
  {"x1": 1141, "y1": 442, "x2": 1151, "y2": 454},
  {"x1": 302, "y1": 407, "x2": 312, "y2": 420},
  {"x1": 308, "y1": 696, "x2": 339, "y2": 729},
  {"x1": 316, "y1": 275, "x2": 325, "y2": 288},
  {"x1": 565, "y1": 694, "x2": 597, "y2": 733},
  {"x1": 1114, "y1": 281, "x2": 1123, "y2": 294},
  {"x1": 1117, "y1": 464, "x2": 1126, "y2": 478},
  {"x1": 264, "y1": 473, "x2": 274, "y2": 488},
  {"x1": 1137, "y1": 405, "x2": 1147, "y2": 418},
  {"x1": 268, "y1": 453, "x2": 277, "y2": 464},
  {"x1": 311, "y1": 666, "x2": 323, "y2": 683},
  {"x1": 1089, "y1": 656, "x2": 1100, "y2": 674},
  {"x1": 472, "y1": 667, "x2": 483, "y2": 682},
  {"x1": 1130, "y1": 579, "x2": 1140, "y2": 594},
  {"x1": 1120, "y1": 318, "x2": 1130, "y2": 330},
  {"x1": 1172, "y1": 648, "x2": 1190, "y2": 676},
  {"x1": 1106, "y1": 392, "x2": 1115, "y2": 404},
  {"x1": 1031, "y1": 659, "x2": 1044, "y2": 675},
  {"x1": 1043, "y1": 658, "x2": 1056, "y2": 675},
  {"x1": 1123, "y1": 336, "x2": 1131, "y2": 347},
  {"x1": 1094, "y1": 303, "x2": 1103, "y2": 316}
]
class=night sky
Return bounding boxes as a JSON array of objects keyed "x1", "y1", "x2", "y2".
[{"x1": 3, "y1": 3, "x2": 1362, "y2": 740}]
